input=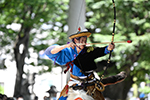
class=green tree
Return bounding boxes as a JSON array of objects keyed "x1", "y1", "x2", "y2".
[
  {"x1": 86, "y1": 0, "x2": 150, "y2": 99},
  {"x1": 0, "y1": 85, "x2": 4, "y2": 94},
  {"x1": 0, "y1": 0, "x2": 150, "y2": 100},
  {"x1": 0, "y1": 0, "x2": 68, "y2": 99}
]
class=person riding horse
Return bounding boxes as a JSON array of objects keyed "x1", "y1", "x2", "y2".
[{"x1": 44, "y1": 29, "x2": 127, "y2": 100}]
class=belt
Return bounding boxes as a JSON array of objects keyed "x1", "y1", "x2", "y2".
[
  {"x1": 70, "y1": 73, "x2": 105, "y2": 93},
  {"x1": 70, "y1": 73, "x2": 95, "y2": 82}
]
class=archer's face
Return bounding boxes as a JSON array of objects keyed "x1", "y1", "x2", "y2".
[{"x1": 75, "y1": 37, "x2": 87, "y2": 49}]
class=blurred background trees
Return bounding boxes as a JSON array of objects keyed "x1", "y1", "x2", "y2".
[
  {"x1": 0, "y1": 0, "x2": 68, "y2": 99},
  {"x1": 0, "y1": 0, "x2": 150, "y2": 100}
]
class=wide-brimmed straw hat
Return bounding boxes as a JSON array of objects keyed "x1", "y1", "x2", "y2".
[{"x1": 69, "y1": 27, "x2": 91, "y2": 39}]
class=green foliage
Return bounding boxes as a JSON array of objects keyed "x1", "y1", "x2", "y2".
[
  {"x1": 139, "y1": 86, "x2": 150, "y2": 94},
  {"x1": 0, "y1": 0, "x2": 69, "y2": 72},
  {"x1": 0, "y1": 85, "x2": 4, "y2": 94},
  {"x1": 0, "y1": 0, "x2": 150, "y2": 87},
  {"x1": 86, "y1": 0, "x2": 150, "y2": 85},
  {"x1": 38, "y1": 59, "x2": 54, "y2": 74}
]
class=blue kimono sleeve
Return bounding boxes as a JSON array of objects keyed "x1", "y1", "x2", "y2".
[
  {"x1": 44, "y1": 44, "x2": 72, "y2": 65},
  {"x1": 104, "y1": 46, "x2": 113, "y2": 54}
]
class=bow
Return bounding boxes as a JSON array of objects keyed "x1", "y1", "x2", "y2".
[
  {"x1": 100, "y1": 0, "x2": 116, "y2": 80},
  {"x1": 108, "y1": 0, "x2": 116, "y2": 63}
]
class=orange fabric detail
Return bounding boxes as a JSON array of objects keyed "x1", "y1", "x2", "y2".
[
  {"x1": 58, "y1": 85, "x2": 68, "y2": 99},
  {"x1": 74, "y1": 97, "x2": 84, "y2": 100}
]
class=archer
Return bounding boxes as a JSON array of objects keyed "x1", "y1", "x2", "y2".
[{"x1": 44, "y1": 28, "x2": 127, "y2": 100}]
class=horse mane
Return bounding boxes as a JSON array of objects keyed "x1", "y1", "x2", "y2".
[{"x1": 67, "y1": 89, "x2": 94, "y2": 100}]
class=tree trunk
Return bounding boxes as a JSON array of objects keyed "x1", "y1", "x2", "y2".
[{"x1": 13, "y1": 28, "x2": 30, "y2": 99}]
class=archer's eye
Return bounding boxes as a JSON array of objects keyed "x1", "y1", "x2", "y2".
[{"x1": 80, "y1": 38, "x2": 87, "y2": 43}]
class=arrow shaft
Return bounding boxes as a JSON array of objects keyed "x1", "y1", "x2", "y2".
[{"x1": 76, "y1": 41, "x2": 129, "y2": 45}]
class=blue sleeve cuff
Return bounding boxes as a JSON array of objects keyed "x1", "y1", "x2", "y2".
[{"x1": 104, "y1": 46, "x2": 113, "y2": 54}]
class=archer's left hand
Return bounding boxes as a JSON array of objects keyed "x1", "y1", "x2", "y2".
[{"x1": 107, "y1": 43, "x2": 115, "y2": 51}]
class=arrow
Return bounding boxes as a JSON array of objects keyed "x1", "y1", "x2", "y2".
[{"x1": 76, "y1": 40, "x2": 132, "y2": 45}]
